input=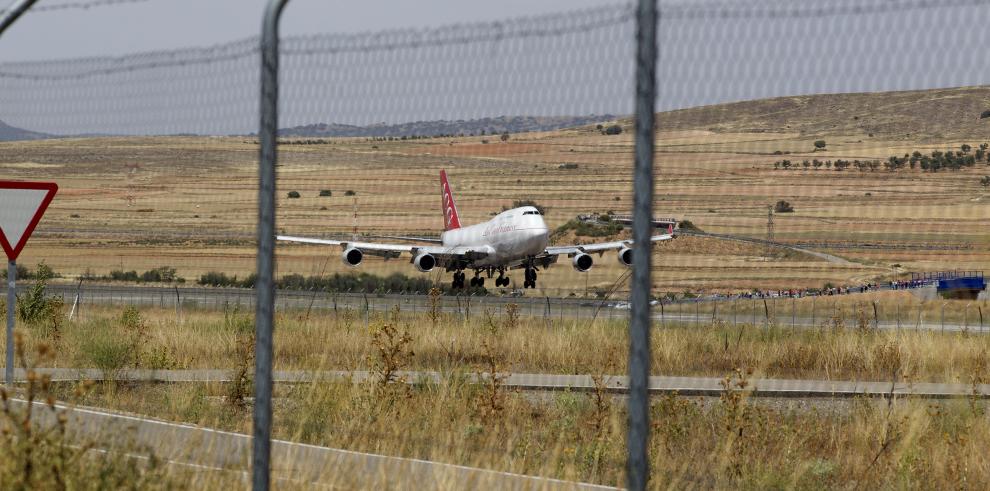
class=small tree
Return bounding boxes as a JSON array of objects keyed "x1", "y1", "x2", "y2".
[
  {"x1": 813, "y1": 140, "x2": 826, "y2": 151},
  {"x1": 981, "y1": 176, "x2": 990, "y2": 188},
  {"x1": 319, "y1": 189, "x2": 332, "y2": 197},
  {"x1": 500, "y1": 132, "x2": 510, "y2": 142},
  {"x1": 604, "y1": 124, "x2": 623, "y2": 135},
  {"x1": 961, "y1": 144, "x2": 972, "y2": 153},
  {"x1": 287, "y1": 191, "x2": 301, "y2": 198},
  {"x1": 773, "y1": 200, "x2": 794, "y2": 213}
]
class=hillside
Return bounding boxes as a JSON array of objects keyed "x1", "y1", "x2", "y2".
[
  {"x1": 0, "y1": 120, "x2": 51, "y2": 142},
  {"x1": 279, "y1": 115, "x2": 614, "y2": 138},
  {"x1": 653, "y1": 86, "x2": 990, "y2": 140}
]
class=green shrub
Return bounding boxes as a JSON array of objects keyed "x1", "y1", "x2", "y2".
[
  {"x1": 79, "y1": 324, "x2": 133, "y2": 380},
  {"x1": 140, "y1": 266, "x2": 177, "y2": 283},
  {"x1": 603, "y1": 124, "x2": 622, "y2": 135},
  {"x1": 287, "y1": 191, "x2": 301, "y2": 198},
  {"x1": 774, "y1": 200, "x2": 795, "y2": 213},
  {"x1": 319, "y1": 189, "x2": 332, "y2": 197},
  {"x1": 553, "y1": 219, "x2": 623, "y2": 239},
  {"x1": 16, "y1": 262, "x2": 62, "y2": 326}
]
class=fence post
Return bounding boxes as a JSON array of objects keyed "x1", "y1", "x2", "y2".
[
  {"x1": 254, "y1": 1, "x2": 291, "y2": 490},
  {"x1": 791, "y1": 297, "x2": 795, "y2": 330},
  {"x1": 5, "y1": 261, "x2": 15, "y2": 387},
  {"x1": 627, "y1": 0, "x2": 657, "y2": 488}
]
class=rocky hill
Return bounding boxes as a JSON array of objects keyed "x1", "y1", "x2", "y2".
[
  {"x1": 652, "y1": 86, "x2": 990, "y2": 140},
  {"x1": 0, "y1": 120, "x2": 52, "y2": 142}
]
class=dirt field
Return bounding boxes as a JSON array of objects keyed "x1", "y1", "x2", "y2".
[{"x1": 2, "y1": 89, "x2": 988, "y2": 295}]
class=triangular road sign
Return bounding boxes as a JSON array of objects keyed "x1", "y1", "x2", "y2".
[{"x1": 0, "y1": 180, "x2": 58, "y2": 261}]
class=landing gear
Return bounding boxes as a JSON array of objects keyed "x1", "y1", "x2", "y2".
[
  {"x1": 469, "y1": 274, "x2": 485, "y2": 288},
  {"x1": 451, "y1": 271, "x2": 466, "y2": 289},
  {"x1": 495, "y1": 271, "x2": 509, "y2": 288},
  {"x1": 523, "y1": 267, "x2": 538, "y2": 289}
]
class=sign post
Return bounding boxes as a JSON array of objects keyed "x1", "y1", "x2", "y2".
[{"x1": 0, "y1": 180, "x2": 57, "y2": 386}]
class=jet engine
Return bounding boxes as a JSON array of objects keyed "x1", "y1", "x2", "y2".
[
  {"x1": 572, "y1": 253, "x2": 594, "y2": 272},
  {"x1": 617, "y1": 246, "x2": 632, "y2": 267},
  {"x1": 413, "y1": 253, "x2": 437, "y2": 272},
  {"x1": 342, "y1": 247, "x2": 363, "y2": 267}
]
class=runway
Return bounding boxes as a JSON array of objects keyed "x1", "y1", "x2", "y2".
[{"x1": 21, "y1": 283, "x2": 982, "y2": 333}]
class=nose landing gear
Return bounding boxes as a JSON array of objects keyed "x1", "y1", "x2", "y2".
[
  {"x1": 469, "y1": 272, "x2": 485, "y2": 288},
  {"x1": 495, "y1": 269, "x2": 509, "y2": 288},
  {"x1": 451, "y1": 270, "x2": 466, "y2": 289}
]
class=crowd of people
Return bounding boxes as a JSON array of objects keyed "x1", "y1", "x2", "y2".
[{"x1": 693, "y1": 278, "x2": 933, "y2": 302}]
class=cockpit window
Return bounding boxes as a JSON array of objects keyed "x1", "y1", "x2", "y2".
[{"x1": 522, "y1": 210, "x2": 541, "y2": 215}]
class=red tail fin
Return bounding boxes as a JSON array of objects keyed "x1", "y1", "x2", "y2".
[{"x1": 440, "y1": 170, "x2": 461, "y2": 231}]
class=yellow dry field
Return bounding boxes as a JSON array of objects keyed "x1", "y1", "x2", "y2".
[{"x1": 1, "y1": 117, "x2": 987, "y2": 295}]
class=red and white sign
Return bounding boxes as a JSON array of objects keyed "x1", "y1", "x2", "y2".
[{"x1": 0, "y1": 180, "x2": 58, "y2": 261}]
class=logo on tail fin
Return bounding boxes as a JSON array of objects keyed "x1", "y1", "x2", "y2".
[{"x1": 440, "y1": 170, "x2": 461, "y2": 231}]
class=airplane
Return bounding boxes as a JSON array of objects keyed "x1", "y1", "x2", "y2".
[{"x1": 276, "y1": 170, "x2": 675, "y2": 289}]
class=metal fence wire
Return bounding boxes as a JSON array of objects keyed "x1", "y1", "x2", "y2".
[{"x1": 1, "y1": 0, "x2": 990, "y2": 489}]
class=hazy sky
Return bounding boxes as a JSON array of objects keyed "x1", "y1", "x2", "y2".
[
  {"x1": 0, "y1": 0, "x2": 626, "y2": 61},
  {"x1": 2, "y1": 0, "x2": 990, "y2": 135}
]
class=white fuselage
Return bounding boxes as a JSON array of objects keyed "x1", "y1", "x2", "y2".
[{"x1": 440, "y1": 206, "x2": 548, "y2": 267}]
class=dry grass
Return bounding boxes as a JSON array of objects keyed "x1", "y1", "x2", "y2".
[
  {"x1": 3, "y1": 301, "x2": 990, "y2": 487},
  {"x1": 36, "y1": 347, "x2": 990, "y2": 489},
  {"x1": 4, "y1": 302, "x2": 990, "y2": 383}
]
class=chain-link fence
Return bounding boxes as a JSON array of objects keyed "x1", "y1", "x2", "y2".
[{"x1": 1, "y1": 0, "x2": 990, "y2": 489}]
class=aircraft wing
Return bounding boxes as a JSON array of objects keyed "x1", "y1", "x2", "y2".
[
  {"x1": 545, "y1": 233, "x2": 674, "y2": 256},
  {"x1": 276, "y1": 235, "x2": 490, "y2": 261}
]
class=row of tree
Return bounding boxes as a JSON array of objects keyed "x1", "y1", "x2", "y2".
[
  {"x1": 198, "y1": 271, "x2": 456, "y2": 294},
  {"x1": 365, "y1": 131, "x2": 511, "y2": 141},
  {"x1": 774, "y1": 143, "x2": 990, "y2": 173}
]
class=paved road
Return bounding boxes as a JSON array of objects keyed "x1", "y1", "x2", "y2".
[
  {"x1": 8, "y1": 396, "x2": 616, "y2": 490},
  {"x1": 11, "y1": 368, "x2": 990, "y2": 399},
  {"x1": 25, "y1": 283, "x2": 980, "y2": 333}
]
